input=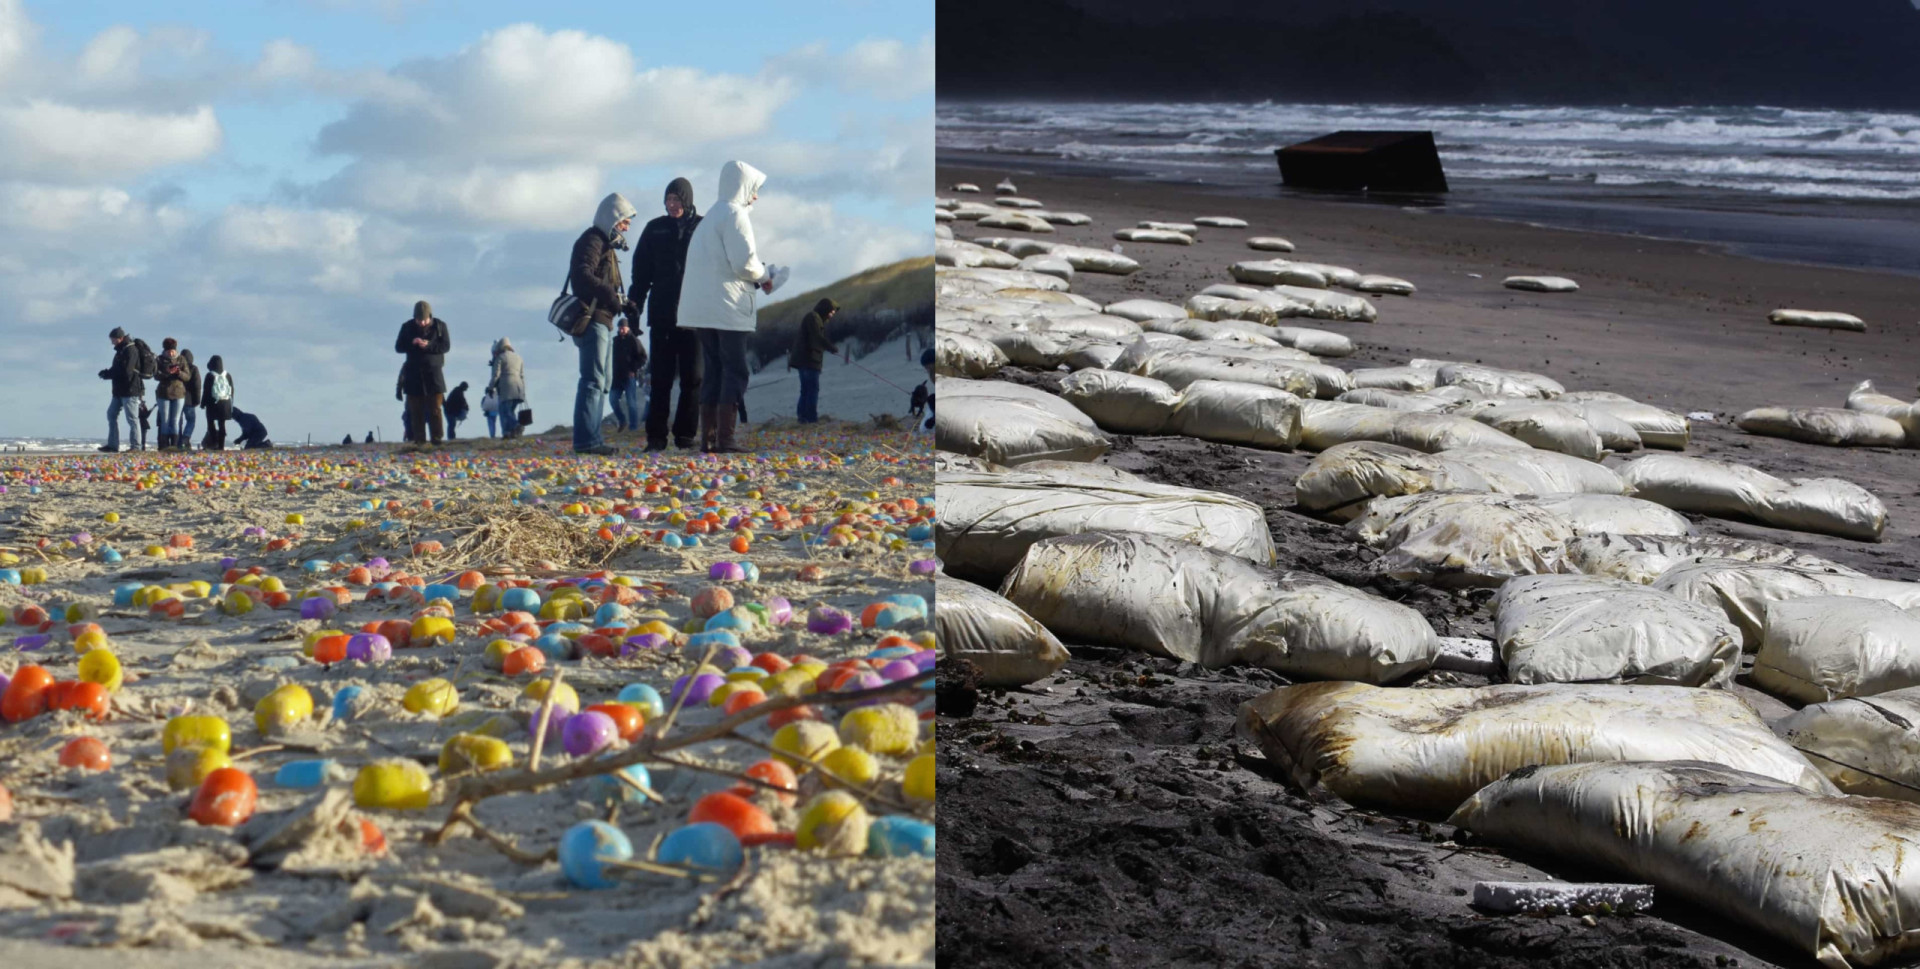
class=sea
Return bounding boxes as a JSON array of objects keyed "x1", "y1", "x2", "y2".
[{"x1": 938, "y1": 102, "x2": 1920, "y2": 275}]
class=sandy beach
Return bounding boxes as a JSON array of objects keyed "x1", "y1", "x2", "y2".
[
  {"x1": 0, "y1": 423, "x2": 934, "y2": 968},
  {"x1": 936, "y1": 164, "x2": 1920, "y2": 968}
]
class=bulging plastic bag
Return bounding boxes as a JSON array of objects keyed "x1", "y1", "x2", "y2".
[
  {"x1": 1526, "y1": 493, "x2": 1691, "y2": 537},
  {"x1": 1753, "y1": 596, "x2": 1920, "y2": 702},
  {"x1": 1557, "y1": 391, "x2": 1690, "y2": 450},
  {"x1": 1112, "y1": 227, "x2": 1191, "y2": 244},
  {"x1": 935, "y1": 575, "x2": 1071, "y2": 688},
  {"x1": 935, "y1": 468, "x2": 1276, "y2": 583},
  {"x1": 1652, "y1": 561, "x2": 1920, "y2": 650},
  {"x1": 1338, "y1": 388, "x2": 1453, "y2": 412},
  {"x1": 1845, "y1": 380, "x2": 1919, "y2": 444},
  {"x1": 1035, "y1": 314, "x2": 1143, "y2": 342},
  {"x1": 1000, "y1": 531, "x2": 1436, "y2": 681},
  {"x1": 1122, "y1": 346, "x2": 1322, "y2": 398},
  {"x1": 1141, "y1": 316, "x2": 1284, "y2": 346},
  {"x1": 980, "y1": 327, "x2": 1075, "y2": 369},
  {"x1": 1268, "y1": 325, "x2": 1355, "y2": 357},
  {"x1": 1349, "y1": 366, "x2": 1438, "y2": 392},
  {"x1": 1057, "y1": 369, "x2": 1181, "y2": 435},
  {"x1": 1451, "y1": 761, "x2": 1919, "y2": 969},
  {"x1": 1168, "y1": 379, "x2": 1302, "y2": 449},
  {"x1": 1501, "y1": 275, "x2": 1578, "y2": 292},
  {"x1": 1737, "y1": 406, "x2": 1907, "y2": 448},
  {"x1": 1018, "y1": 255, "x2": 1073, "y2": 282},
  {"x1": 1193, "y1": 285, "x2": 1316, "y2": 319},
  {"x1": 1440, "y1": 447, "x2": 1631, "y2": 496},
  {"x1": 937, "y1": 266, "x2": 1070, "y2": 294},
  {"x1": 1294, "y1": 442, "x2": 1496, "y2": 518},
  {"x1": 1230, "y1": 259, "x2": 1330, "y2": 288},
  {"x1": 936, "y1": 333, "x2": 1008, "y2": 378},
  {"x1": 1298, "y1": 401, "x2": 1530, "y2": 453},
  {"x1": 1355, "y1": 274, "x2": 1416, "y2": 296},
  {"x1": 1044, "y1": 243, "x2": 1140, "y2": 275},
  {"x1": 1619, "y1": 453, "x2": 1888, "y2": 541},
  {"x1": 1239, "y1": 682, "x2": 1835, "y2": 816},
  {"x1": 1434, "y1": 363, "x2": 1564, "y2": 399},
  {"x1": 1063, "y1": 341, "x2": 1128, "y2": 371},
  {"x1": 1450, "y1": 399, "x2": 1606, "y2": 460},
  {"x1": 1773, "y1": 686, "x2": 1920, "y2": 801},
  {"x1": 935, "y1": 379, "x2": 1108, "y2": 466},
  {"x1": 1494, "y1": 573, "x2": 1740, "y2": 687},
  {"x1": 1769, "y1": 308, "x2": 1865, "y2": 331},
  {"x1": 978, "y1": 211, "x2": 1054, "y2": 233},
  {"x1": 1557, "y1": 533, "x2": 1864, "y2": 586},
  {"x1": 1103, "y1": 299, "x2": 1189, "y2": 322},
  {"x1": 936, "y1": 239, "x2": 1020, "y2": 269},
  {"x1": 1351, "y1": 492, "x2": 1576, "y2": 587}
]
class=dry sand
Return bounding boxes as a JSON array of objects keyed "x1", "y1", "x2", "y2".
[
  {"x1": 0, "y1": 423, "x2": 933, "y2": 968},
  {"x1": 936, "y1": 165, "x2": 1920, "y2": 968}
]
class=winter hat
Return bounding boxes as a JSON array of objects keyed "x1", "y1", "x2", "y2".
[
  {"x1": 162, "y1": 337, "x2": 178, "y2": 351},
  {"x1": 665, "y1": 177, "x2": 696, "y2": 217},
  {"x1": 414, "y1": 300, "x2": 432, "y2": 321},
  {"x1": 109, "y1": 326, "x2": 126, "y2": 340},
  {"x1": 814, "y1": 298, "x2": 838, "y2": 317}
]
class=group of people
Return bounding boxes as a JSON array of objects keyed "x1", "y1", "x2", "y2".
[
  {"x1": 96, "y1": 328, "x2": 267, "y2": 452},
  {"x1": 388, "y1": 303, "x2": 531, "y2": 448}
]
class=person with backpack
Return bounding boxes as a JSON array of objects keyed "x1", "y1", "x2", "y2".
[
  {"x1": 679, "y1": 161, "x2": 774, "y2": 454},
  {"x1": 97, "y1": 326, "x2": 151, "y2": 452},
  {"x1": 445, "y1": 381, "x2": 471, "y2": 440},
  {"x1": 564, "y1": 192, "x2": 638, "y2": 456},
  {"x1": 787, "y1": 298, "x2": 839, "y2": 424},
  {"x1": 611, "y1": 321, "x2": 647, "y2": 433},
  {"x1": 179, "y1": 349, "x2": 201, "y2": 450},
  {"x1": 395, "y1": 300, "x2": 451, "y2": 446},
  {"x1": 200, "y1": 355, "x2": 234, "y2": 450},
  {"x1": 153, "y1": 337, "x2": 190, "y2": 450},
  {"x1": 489, "y1": 338, "x2": 527, "y2": 439},
  {"x1": 631, "y1": 177, "x2": 704, "y2": 451}
]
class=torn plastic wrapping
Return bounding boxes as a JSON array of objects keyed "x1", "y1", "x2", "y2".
[
  {"x1": 1493, "y1": 573, "x2": 1741, "y2": 688},
  {"x1": 1451, "y1": 760, "x2": 1915, "y2": 969},
  {"x1": 1753, "y1": 596, "x2": 1920, "y2": 703},
  {"x1": 999, "y1": 531, "x2": 1435, "y2": 682},
  {"x1": 935, "y1": 575, "x2": 1071, "y2": 688}
]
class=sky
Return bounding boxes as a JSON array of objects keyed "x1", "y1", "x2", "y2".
[{"x1": 0, "y1": 0, "x2": 933, "y2": 441}]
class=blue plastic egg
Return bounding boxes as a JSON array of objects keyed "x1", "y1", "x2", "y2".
[
  {"x1": 656, "y1": 822, "x2": 742, "y2": 872},
  {"x1": 867, "y1": 816, "x2": 935, "y2": 858},
  {"x1": 559, "y1": 820, "x2": 633, "y2": 890}
]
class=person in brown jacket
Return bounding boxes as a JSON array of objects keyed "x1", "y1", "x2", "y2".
[
  {"x1": 786, "y1": 298, "x2": 839, "y2": 424},
  {"x1": 153, "y1": 337, "x2": 190, "y2": 449},
  {"x1": 395, "y1": 300, "x2": 451, "y2": 446},
  {"x1": 569, "y1": 193, "x2": 639, "y2": 455}
]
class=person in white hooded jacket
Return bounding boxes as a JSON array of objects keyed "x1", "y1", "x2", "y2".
[{"x1": 677, "y1": 160, "x2": 772, "y2": 453}]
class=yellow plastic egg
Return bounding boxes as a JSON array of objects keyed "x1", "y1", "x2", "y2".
[
  {"x1": 410, "y1": 615, "x2": 456, "y2": 646},
  {"x1": 103, "y1": 512, "x2": 120, "y2": 523},
  {"x1": 795, "y1": 790, "x2": 871, "y2": 855},
  {"x1": 771, "y1": 721, "x2": 841, "y2": 770},
  {"x1": 482, "y1": 638, "x2": 520, "y2": 670},
  {"x1": 259, "y1": 577, "x2": 286, "y2": 594},
  {"x1": 903, "y1": 753, "x2": 934, "y2": 802},
  {"x1": 439, "y1": 734, "x2": 513, "y2": 774},
  {"x1": 520, "y1": 679, "x2": 579, "y2": 713},
  {"x1": 301, "y1": 628, "x2": 345, "y2": 657},
  {"x1": 254, "y1": 684, "x2": 316, "y2": 735},
  {"x1": 761, "y1": 668, "x2": 816, "y2": 699},
  {"x1": 285, "y1": 513, "x2": 305, "y2": 525},
  {"x1": 78, "y1": 648, "x2": 123, "y2": 693},
  {"x1": 839, "y1": 704, "x2": 920, "y2": 757},
  {"x1": 162, "y1": 715, "x2": 232, "y2": 755},
  {"x1": 167, "y1": 745, "x2": 232, "y2": 791},
  {"x1": 73, "y1": 628, "x2": 109, "y2": 654},
  {"x1": 472, "y1": 584, "x2": 502, "y2": 612},
  {"x1": 403, "y1": 678, "x2": 459, "y2": 717},
  {"x1": 145, "y1": 545, "x2": 168, "y2": 557},
  {"x1": 817, "y1": 745, "x2": 880, "y2": 789},
  {"x1": 353, "y1": 759, "x2": 432, "y2": 810}
]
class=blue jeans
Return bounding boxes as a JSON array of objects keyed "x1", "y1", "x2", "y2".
[
  {"x1": 796, "y1": 368, "x2": 821, "y2": 423},
  {"x1": 181, "y1": 406, "x2": 197, "y2": 445},
  {"x1": 611, "y1": 377, "x2": 641, "y2": 429},
  {"x1": 155, "y1": 398, "x2": 182, "y2": 441},
  {"x1": 485, "y1": 411, "x2": 498, "y2": 437},
  {"x1": 107, "y1": 396, "x2": 139, "y2": 449},
  {"x1": 572, "y1": 323, "x2": 614, "y2": 450}
]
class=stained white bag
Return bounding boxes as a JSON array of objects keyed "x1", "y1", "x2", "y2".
[
  {"x1": 1271, "y1": 285, "x2": 1378, "y2": 323},
  {"x1": 1062, "y1": 341, "x2": 1128, "y2": 371},
  {"x1": 935, "y1": 575, "x2": 1070, "y2": 688},
  {"x1": 1502, "y1": 275, "x2": 1578, "y2": 292},
  {"x1": 1337, "y1": 388, "x2": 1452, "y2": 412},
  {"x1": 1349, "y1": 366, "x2": 1438, "y2": 392},
  {"x1": 935, "y1": 379, "x2": 1108, "y2": 466},
  {"x1": 1297, "y1": 401, "x2": 1530, "y2": 453},
  {"x1": 1619, "y1": 453, "x2": 1888, "y2": 541},
  {"x1": 980, "y1": 327, "x2": 1075, "y2": 369},
  {"x1": 1268, "y1": 325, "x2": 1355, "y2": 357},
  {"x1": 1652, "y1": 561, "x2": 1920, "y2": 649},
  {"x1": 1526, "y1": 493, "x2": 1692, "y2": 537},
  {"x1": 1193, "y1": 216, "x2": 1248, "y2": 228},
  {"x1": 1032, "y1": 211, "x2": 1093, "y2": 227},
  {"x1": 1845, "y1": 380, "x2": 1919, "y2": 443},
  {"x1": 1103, "y1": 299, "x2": 1189, "y2": 322},
  {"x1": 1753, "y1": 596, "x2": 1920, "y2": 702},
  {"x1": 1557, "y1": 533, "x2": 1864, "y2": 586},
  {"x1": 935, "y1": 468, "x2": 1276, "y2": 582},
  {"x1": 978, "y1": 211, "x2": 1054, "y2": 233},
  {"x1": 1246, "y1": 236, "x2": 1295, "y2": 252},
  {"x1": 1772, "y1": 686, "x2": 1920, "y2": 801},
  {"x1": 1001, "y1": 531, "x2": 1435, "y2": 681},
  {"x1": 1018, "y1": 255, "x2": 1073, "y2": 282},
  {"x1": 1230, "y1": 259, "x2": 1330, "y2": 288},
  {"x1": 1112, "y1": 227, "x2": 1191, "y2": 244},
  {"x1": 1043, "y1": 243, "x2": 1141, "y2": 275},
  {"x1": 936, "y1": 239, "x2": 1021, "y2": 270},
  {"x1": 1354, "y1": 275, "x2": 1416, "y2": 296},
  {"x1": 1123, "y1": 346, "x2": 1321, "y2": 398},
  {"x1": 1184, "y1": 293, "x2": 1287, "y2": 326},
  {"x1": 1294, "y1": 442, "x2": 1496, "y2": 518},
  {"x1": 1450, "y1": 761, "x2": 1920, "y2": 969},
  {"x1": 1434, "y1": 363, "x2": 1564, "y2": 399},
  {"x1": 937, "y1": 266, "x2": 1069, "y2": 293},
  {"x1": 1557, "y1": 391, "x2": 1690, "y2": 449},
  {"x1": 935, "y1": 333, "x2": 1008, "y2": 378},
  {"x1": 1494, "y1": 573, "x2": 1740, "y2": 687},
  {"x1": 1440, "y1": 446, "x2": 1630, "y2": 496},
  {"x1": 1769, "y1": 308, "x2": 1865, "y2": 331},
  {"x1": 1239, "y1": 682, "x2": 1835, "y2": 815},
  {"x1": 1168, "y1": 380, "x2": 1302, "y2": 449},
  {"x1": 1057, "y1": 369, "x2": 1181, "y2": 434},
  {"x1": 1451, "y1": 399, "x2": 1606, "y2": 460},
  {"x1": 1137, "y1": 220, "x2": 1199, "y2": 235},
  {"x1": 1141, "y1": 317, "x2": 1283, "y2": 346},
  {"x1": 1352, "y1": 493, "x2": 1576, "y2": 587},
  {"x1": 1737, "y1": 406, "x2": 1907, "y2": 448},
  {"x1": 1033, "y1": 314, "x2": 1143, "y2": 342}
]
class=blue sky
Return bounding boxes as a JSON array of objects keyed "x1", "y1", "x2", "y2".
[{"x1": 0, "y1": 0, "x2": 931, "y2": 440}]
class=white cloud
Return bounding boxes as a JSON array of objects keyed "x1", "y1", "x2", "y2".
[
  {"x1": 318, "y1": 159, "x2": 606, "y2": 230},
  {"x1": 253, "y1": 38, "x2": 319, "y2": 82},
  {"x1": 769, "y1": 34, "x2": 933, "y2": 100},
  {"x1": 0, "y1": 101, "x2": 222, "y2": 181},
  {"x1": 0, "y1": 0, "x2": 31, "y2": 78},
  {"x1": 751, "y1": 193, "x2": 929, "y2": 293}
]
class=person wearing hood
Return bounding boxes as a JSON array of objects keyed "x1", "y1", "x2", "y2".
[
  {"x1": 630, "y1": 176, "x2": 704, "y2": 450},
  {"x1": 569, "y1": 192, "x2": 639, "y2": 455},
  {"x1": 488, "y1": 337, "x2": 528, "y2": 439},
  {"x1": 787, "y1": 298, "x2": 840, "y2": 424},
  {"x1": 396, "y1": 300, "x2": 451, "y2": 446},
  {"x1": 678, "y1": 161, "x2": 773, "y2": 453},
  {"x1": 200, "y1": 355, "x2": 235, "y2": 450},
  {"x1": 230, "y1": 408, "x2": 271, "y2": 449},
  {"x1": 97, "y1": 326, "x2": 147, "y2": 452},
  {"x1": 445, "y1": 381, "x2": 471, "y2": 440}
]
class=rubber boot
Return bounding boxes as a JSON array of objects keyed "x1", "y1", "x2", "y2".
[
  {"x1": 713, "y1": 404, "x2": 748, "y2": 454},
  {"x1": 698, "y1": 403, "x2": 718, "y2": 452}
]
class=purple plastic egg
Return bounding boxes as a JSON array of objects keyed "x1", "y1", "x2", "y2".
[
  {"x1": 0, "y1": 672, "x2": 9, "y2": 695},
  {"x1": 622, "y1": 632, "x2": 670, "y2": 655},
  {"x1": 529, "y1": 705, "x2": 573, "y2": 737},
  {"x1": 71, "y1": 532, "x2": 93, "y2": 546},
  {"x1": 765, "y1": 596, "x2": 793, "y2": 625},
  {"x1": 879, "y1": 659, "x2": 921, "y2": 682},
  {"x1": 299, "y1": 597, "x2": 337, "y2": 620},
  {"x1": 13, "y1": 634, "x2": 51, "y2": 652},
  {"x1": 345, "y1": 633, "x2": 392, "y2": 663},
  {"x1": 672, "y1": 672, "x2": 726, "y2": 706},
  {"x1": 908, "y1": 559, "x2": 938, "y2": 576},
  {"x1": 807, "y1": 606, "x2": 853, "y2": 636},
  {"x1": 838, "y1": 669, "x2": 887, "y2": 693},
  {"x1": 562, "y1": 711, "x2": 619, "y2": 757},
  {"x1": 219, "y1": 557, "x2": 238, "y2": 570},
  {"x1": 717, "y1": 644, "x2": 753, "y2": 670},
  {"x1": 708, "y1": 561, "x2": 746, "y2": 582},
  {"x1": 244, "y1": 526, "x2": 267, "y2": 538}
]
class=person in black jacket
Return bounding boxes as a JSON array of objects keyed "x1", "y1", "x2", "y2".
[
  {"x1": 611, "y1": 322, "x2": 647, "y2": 432},
  {"x1": 396, "y1": 300, "x2": 451, "y2": 445},
  {"x1": 231, "y1": 408, "x2": 272, "y2": 449},
  {"x1": 444, "y1": 381, "x2": 470, "y2": 440},
  {"x1": 570, "y1": 193, "x2": 637, "y2": 455},
  {"x1": 630, "y1": 177, "x2": 703, "y2": 451},
  {"x1": 179, "y1": 349, "x2": 201, "y2": 450},
  {"x1": 97, "y1": 326, "x2": 145, "y2": 452},
  {"x1": 200, "y1": 355, "x2": 235, "y2": 450},
  {"x1": 786, "y1": 298, "x2": 839, "y2": 424}
]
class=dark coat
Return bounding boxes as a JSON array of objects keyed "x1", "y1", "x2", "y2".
[
  {"x1": 628, "y1": 194, "x2": 702, "y2": 332},
  {"x1": 570, "y1": 227, "x2": 626, "y2": 329},
  {"x1": 612, "y1": 330, "x2": 648, "y2": 384},
  {"x1": 787, "y1": 299, "x2": 839, "y2": 371},
  {"x1": 395, "y1": 317, "x2": 451, "y2": 396},
  {"x1": 100, "y1": 338, "x2": 144, "y2": 398},
  {"x1": 181, "y1": 351, "x2": 201, "y2": 409},
  {"x1": 201, "y1": 366, "x2": 234, "y2": 419},
  {"x1": 446, "y1": 385, "x2": 470, "y2": 418}
]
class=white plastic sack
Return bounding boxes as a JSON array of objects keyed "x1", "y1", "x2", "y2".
[
  {"x1": 1056, "y1": 369, "x2": 1180, "y2": 435},
  {"x1": 950, "y1": 201, "x2": 996, "y2": 220},
  {"x1": 936, "y1": 239, "x2": 1020, "y2": 270},
  {"x1": 1557, "y1": 391, "x2": 1690, "y2": 450},
  {"x1": 1440, "y1": 446, "x2": 1630, "y2": 496},
  {"x1": 1337, "y1": 388, "x2": 1452, "y2": 412},
  {"x1": 935, "y1": 220, "x2": 954, "y2": 235},
  {"x1": 1018, "y1": 255, "x2": 1073, "y2": 282},
  {"x1": 936, "y1": 333, "x2": 1008, "y2": 378},
  {"x1": 1557, "y1": 533, "x2": 1865, "y2": 586},
  {"x1": 1773, "y1": 686, "x2": 1920, "y2": 801},
  {"x1": 1112, "y1": 227, "x2": 1191, "y2": 244},
  {"x1": 1001, "y1": 531, "x2": 1435, "y2": 681},
  {"x1": 1527, "y1": 493, "x2": 1692, "y2": 537},
  {"x1": 1450, "y1": 761, "x2": 1920, "y2": 969},
  {"x1": 1619, "y1": 453, "x2": 1888, "y2": 541},
  {"x1": 978, "y1": 211, "x2": 1054, "y2": 233},
  {"x1": 1239, "y1": 682, "x2": 1835, "y2": 816},
  {"x1": 1246, "y1": 236, "x2": 1295, "y2": 252},
  {"x1": 974, "y1": 236, "x2": 1053, "y2": 257},
  {"x1": 1434, "y1": 363, "x2": 1564, "y2": 399},
  {"x1": 1272, "y1": 285, "x2": 1378, "y2": 323},
  {"x1": 1652, "y1": 561, "x2": 1920, "y2": 649},
  {"x1": 994, "y1": 196, "x2": 1044, "y2": 209},
  {"x1": 1196, "y1": 284, "x2": 1316, "y2": 317},
  {"x1": 935, "y1": 379, "x2": 1108, "y2": 466},
  {"x1": 1845, "y1": 380, "x2": 1919, "y2": 443},
  {"x1": 1494, "y1": 573, "x2": 1740, "y2": 687},
  {"x1": 1062, "y1": 341, "x2": 1128, "y2": 371},
  {"x1": 1738, "y1": 406, "x2": 1907, "y2": 448},
  {"x1": 1122, "y1": 346, "x2": 1321, "y2": 398},
  {"x1": 1032, "y1": 210, "x2": 1092, "y2": 226},
  {"x1": 1355, "y1": 274, "x2": 1416, "y2": 296},
  {"x1": 1033, "y1": 314, "x2": 1143, "y2": 342},
  {"x1": 1269, "y1": 325, "x2": 1355, "y2": 357},
  {"x1": 1297, "y1": 401, "x2": 1530, "y2": 454},
  {"x1": 1137, "y1": 220, "x2": 1199, "y2": 235},
  {"x1": 1169, "y1": 380, "x2": 1303, "y2": 449},
  {"x1": 1231, "y1": 259, "x2": 1329, "y2": 288},
  {"x1": 951, "y1": 183, "x2": 980, "y2": 193},
  {"x1": 1294, "y1": 443, "x2": 1496, "y2": 518},
  {"x1": 1451, "y1": 399, "x2": 1605, "y2": 460},
  {"x1": 935, "y1": 468, "x2": 1276, "y2": 583},
  {"x1": 1044, "y1": 243, "x2": 1140, "y2": 275},
  {"x1": 1103, "y1": 299, "x2": 1189, "y2": 323},
  {"x1": 1502, "y1": 275, "x2": 1579, "y2": 292},
  {"x1": 1193, "y1": 216, "x2": 1248, "y2": 228},
  {"x1": 1753, "y1": 597, "x2": 1920, "y2": 703},
  {"x1": 935, "y1": 575, "x2": 1071, "y2": 688},
  {"x1": 980, "y1": 328, "x2": 1074, "y2": 369},
  {"x1": 1352, "y1": 492, "x2": 1577, "y2": 587},
  {"x1": 1349, "y1": 366, "x2": 1438, "y2": 392},
  {"x1": 1141, "y1": 316, "x2": 1282, "y2": 346},
  {"x1": 935, "y1": 450, "x2": 1003, "y2": 474},
  {"x1": 937, "y1": 266, "x2": 1069, "y2": 293},
  {"x1": 1770, "y1": 308, "x2": 1865, "y2": 331},
  {"x1": 1184, "y1": 293, "x2": 1286, "y2": 326}
]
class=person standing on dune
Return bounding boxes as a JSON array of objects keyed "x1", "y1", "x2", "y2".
[
  {"x1": 200, "y1": 355, "x2": 234, "y2": 450},
  {"x1": 630, "y1": 177, "x2": 703, "y2": 451},
  {"x1": 569, "y1": 192, "x2": 638, "y2": 456},
  {"x1": 787, "y1": 298, "x2": 839, "y2": 424},
  {"x1": 489, "y1": 338, "x2": 527, "y2": 439},
  {"x1": 679, "y1": 160, "x2": 775, "y2": 454},
  {"x1": 179, "y1": 349, "x2": 201, "y2": 450},
  {"x1": 97, "y1": 326, "x2": 150, "y2": 453},
  {"x1": 396, "y1": 300, "x2": 450, "y2": 447}
]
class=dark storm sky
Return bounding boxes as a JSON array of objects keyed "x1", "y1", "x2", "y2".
[{"x1": 937, "y1": 0, "x2": 1920, "y2": 107}]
